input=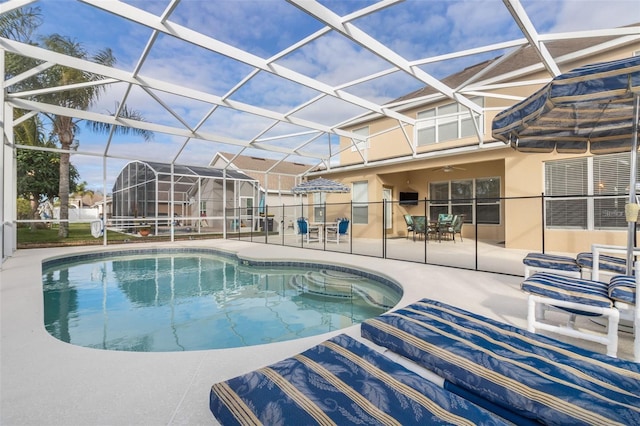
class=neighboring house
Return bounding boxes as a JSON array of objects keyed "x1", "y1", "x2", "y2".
[
  {"x1": 70, "y1": 192, "x2": 104, "y2": 220},
  {"x1": 211, "y1": 152, "x2": 317, "y2": 230},
  {"x1": 323, "y1": 30, "x2": 640, "y2": 253},
  {"x1": 111, "y1": 160, "x2": 259, "y2": 232},
  {"x1": 211, "y1": 152, "x2": 314, "y2": 204},
  {"x1": 51, "y1": 192, "x2": 105, "y2": 222},
  {"x1": 91, "y1": 195, "x2": 111, "y2": 221}
]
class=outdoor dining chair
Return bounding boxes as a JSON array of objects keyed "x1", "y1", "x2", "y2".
[
  {"x1": 296, "y1": 218, "x2": 320, "y2": 243},
  {"x1": 437, "y1": 213, "x2": 453, "y2": 224},
  {"x1": 326, "y1": 218, "x2": 349, "y2": 244},
  {"x1": 430, "y1": 213, "x2": 452, "y2": 242},
  {"x1": 403, "y1": 214, "x2": 414, "y2": 239},
  {"x1": 412, "y1": 216, "x2": 427, "y2": 241},
  {"x1": 442, "y1": 214, "x2": 464, "y2": 242}
]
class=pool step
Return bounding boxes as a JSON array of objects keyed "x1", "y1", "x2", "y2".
[{"x1": 289, "y1": 270, "x2": 395, "y2": 309}]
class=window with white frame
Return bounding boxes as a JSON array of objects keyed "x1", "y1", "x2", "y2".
[
  {"x1": 428, "y1": 177, "x2": 500, "y2": 224},
  {"x1": 416, "y1": 97, "x2": 484, "y2": 146},
  {"x1": 545, "y1": 152, "x2": 636, "y2": 229},
  {"x1": 313, "y1": 192, "x2": 326, "y2": 222},
  {"x1": 240, "y1": 196, "x2": 253, "y2": 216},
  {"x1": 352, "y1": 181, "x2": 368, "y2": 224},
  {"x1": 350, "y1": 126, "x2": 370, "y2": 152}
]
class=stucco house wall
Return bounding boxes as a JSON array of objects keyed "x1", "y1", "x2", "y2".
[{"x1": 323, "y1": 40, "x2": 639, "y2": 253}]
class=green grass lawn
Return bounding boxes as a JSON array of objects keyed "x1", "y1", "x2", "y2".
[
  {"x1": 17, "y1": 223, "x2": 132, "y2": 247},
  {"x1": 17, "y1": 223, "x2": 223, "y2": 248}
]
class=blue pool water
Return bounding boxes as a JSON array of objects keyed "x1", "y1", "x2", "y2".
[{"x1": 42, "y1": 249, "x2": 402, "y2": 352}]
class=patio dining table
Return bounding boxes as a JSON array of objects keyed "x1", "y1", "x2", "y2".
[
  {"x1": 310, "y1": 222, "x2": 326, "y2": 243},
  {"x1": 430, "y1": 219, "x2": 452, "y2": 242}
]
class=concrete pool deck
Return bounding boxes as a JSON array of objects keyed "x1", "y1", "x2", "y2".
[{"x1": 1, "y1": 239, "x2": 635, "y2": 425}]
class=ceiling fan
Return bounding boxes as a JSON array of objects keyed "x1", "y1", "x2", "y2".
[{"x1": 431, "y1": 165, "x2": 466, "y2": 173}]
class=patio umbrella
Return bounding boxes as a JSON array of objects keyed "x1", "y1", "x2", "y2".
[
  {"x1": 292, "y1": 177, "x2": 350, "y2": 222},
  {"x1": 292, "y1": 177, "x2": 350, "y2": 194},
  {"x1": 492, "y1": 55, "x2": 640, "y2": 273}
]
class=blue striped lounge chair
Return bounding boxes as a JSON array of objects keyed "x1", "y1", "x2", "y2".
[
  {"x1": 521, "y1": 271, "x2": 621, "y2": 356},
  {"x1": 576, "y1": 244, "x2": 635, "y2": 280},
  {"x1": 209, "y1": 333, "x2": 508, "y2": 425},
  {"x1": 523, "y1": 244, "x2": 635, "y2": 280},
  {"x1": 522, "y1": 245, "x2": 640, "y2": 361},
  {"x1": 609, "y1": 272, "x2": 639, "y2": 362},
  {"x1": 361, "y1": 298, "x2": 640, "y2": 425},
  {"x1": 522, "y1": 252, "x2": 581, "y2": 278}
]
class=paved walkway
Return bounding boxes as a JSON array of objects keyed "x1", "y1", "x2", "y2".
[{"x1": 0, "y1": 240, "x2": 634, "y2": 425}]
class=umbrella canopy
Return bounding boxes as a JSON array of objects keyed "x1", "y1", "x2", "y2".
[
  {"x1": 492, "y1": 55, "x2": 640, "y2": 273},
  {"x1": 292, "y1": 177, "x2": 350, "y2": 194},
  {"x1": 492, "y1": 56, "x2": 640, "y2": 153}
]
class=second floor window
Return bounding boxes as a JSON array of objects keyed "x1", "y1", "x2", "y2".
[
  {"x1": 352, "y1": 181, "x2": 368, "y2": 224},
  {"x1": 416, "y1": 97, "x2": 483, "y2": 146}
]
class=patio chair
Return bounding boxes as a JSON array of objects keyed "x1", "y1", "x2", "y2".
[
  {"x1": 412, "y1": 216, "x2": 427, "y2": 241},
  {"x1": 437, "y1": 213, "x2": 453, "y2": 223},
  {"x1": 442, "y1": 214, "x2": 464, "y2": 242},
  {"x1": 296, "y1": 218, "x2": 320, "y2": 243},
  {"x1": 403, "y1": 214, "x2": 414, "y2": 239},
  {"x1": 434, "y1": 213, "x2": 454, "y2": 242},
  {"x1": 326, "y1": 218, "x2": 349, "y2": 243}
]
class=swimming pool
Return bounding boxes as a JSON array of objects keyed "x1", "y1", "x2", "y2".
[{"x1": 42, "y1": 249, "x2": 402, "y2": 352}]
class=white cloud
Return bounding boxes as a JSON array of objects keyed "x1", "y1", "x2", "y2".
[
  {"x1": 536, "y1": 0, "x2": 640, "y2": 32},
  {"x1": 279, "y1": 33, "x2": 389, "y2": 86}
]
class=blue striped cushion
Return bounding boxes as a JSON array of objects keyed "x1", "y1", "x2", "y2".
[
  {"x1": 521, "y1": 272, "x2": 613, "y2": 308},
  {"x1": 576, "y1": 252, "x2": 627, "y2": 274},
  {"x1": 609, "y1": 275, "x2": 636, "y2": 304},
  {"x1": 361, "y1": 299, "x2": 640, "y2": 426},
  {"x1": 210, "y1": 333, "x2": 507, "y2": 425},
  {"x1": 522, "y1": 252, "x2": 580, "y2": 272}
]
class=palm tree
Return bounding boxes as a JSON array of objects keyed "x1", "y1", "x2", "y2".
[
  {"x1": 32, "y1": 34, "x2": 153, "y2": 237},
  {"x1": 72, "y1": 181, "x2": 94, "y2": 208},
  {"x1": 3, "y1": 10, "x2": 151, "y2": 237},
  {"x1": 2, "y1": 7, "x2": 43, "y2": 151},
  {"x1": 2, "y1": 7, "x2": 44, "y2": 230},
  {"x1": 0, "y1": 6, "x2": 41, "y2": 42}
]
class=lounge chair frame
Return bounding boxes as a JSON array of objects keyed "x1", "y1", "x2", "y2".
[{"x1": 523, "y1": 244, "x2": 639, "y2": 361}]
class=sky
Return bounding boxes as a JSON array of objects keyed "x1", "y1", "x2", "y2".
[{"x1": 11, "y1": 0, "x2": 640, "y2": 192}]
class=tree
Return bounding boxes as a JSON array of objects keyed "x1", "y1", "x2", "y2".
[
  {"x1": 2, "y1": 7, "x2": 42, "y2": 92},
  {"x1": 28, "y1": 34, "x2": 153, "y2": 237},
  {"x1": 4, "y1": 10, "x2": 152, "y2": 237},
  {"x1": 0, "y1": 6, "x2": 41, "y2": 42},
  {"x1": 16, "y1": 144, "x2": 79, "y2": 227},
  {"x1": 3, "y1": 8, "x2": 48, "y2": 230},
  {"x1": 72, "y1": 181, "x2": 95, "y2": 207}
]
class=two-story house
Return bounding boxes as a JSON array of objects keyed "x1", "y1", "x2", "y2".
[{"x1": 315, "y1": 30, "x2": 640, "y2": 253}]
